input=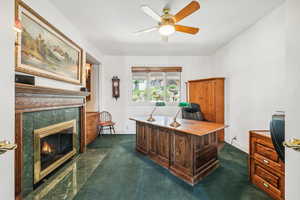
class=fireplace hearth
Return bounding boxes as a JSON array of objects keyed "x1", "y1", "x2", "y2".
[{"x1": 34, "y1": 120, "x2": 77, "y2": 184}]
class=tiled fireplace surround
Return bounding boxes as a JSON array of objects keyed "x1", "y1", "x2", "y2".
[{"x1": 15, "y1": 84, "x2": 88, "y2": 200}]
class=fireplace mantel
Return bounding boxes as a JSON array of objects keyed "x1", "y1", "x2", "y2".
[
  {"x1": 16, "y1": 83, "x2": 89, "y2": 97},
  {"x1": 15, "y1": 83, "x2": 89, "y2": 200},
  {"x1": 16, "y1": 83, "x2": 89, "y2": 113}
]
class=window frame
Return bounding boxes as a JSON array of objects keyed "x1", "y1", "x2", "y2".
[{"x1": 131, "y1": 70, "x2": 181, "y2": 106}]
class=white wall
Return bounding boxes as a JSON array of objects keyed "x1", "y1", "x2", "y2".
[
  {"x1": 286, "y1": 0, "x2": 300, "y2": 199},
  {"x1": 0, "y1": 0, "x2": 15, "y2": 199},
  {"x1": 212, "y1": 4, "x2": 286, "y2": 152},
  {"x1": 101, "y1": 56, "x2": 213, "y2": 134},
  {"x1": 20, "y1": 0, "x2": 104, "y2": 90}
]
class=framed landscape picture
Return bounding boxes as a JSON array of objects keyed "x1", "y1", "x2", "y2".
[{"x1": 16, "y1": 0, "x2": 83, "y2": 85}]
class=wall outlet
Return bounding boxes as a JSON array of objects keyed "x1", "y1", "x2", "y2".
[{"x1": 231, "y1": 136, "x2": 237, "y2": 145}]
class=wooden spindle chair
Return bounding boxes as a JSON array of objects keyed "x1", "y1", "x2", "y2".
[{"x1": 98, "y1": 111, "x2": 116, "y2": 135}]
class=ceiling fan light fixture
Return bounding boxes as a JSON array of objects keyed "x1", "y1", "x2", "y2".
[
  {"x1": 159, "y1": 24, "x2": 175, "y2": 36},
  {"x1": 136, "y1": 1, "x2": 200, "y2": 38}
]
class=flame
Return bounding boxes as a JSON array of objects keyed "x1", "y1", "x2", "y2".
[{"x1": 42, "y1": 141, "x2": 53, "y2": 154}]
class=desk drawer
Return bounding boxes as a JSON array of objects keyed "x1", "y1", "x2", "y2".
[
  {"x1": 251, "y1": 136, "x2": 279, "y2": 162},
  {"x1": 256, "y1": 138, "x2": 274, "y2": 149},
  {"x1": 252, "y1": 160, "x2": 280, "y2": 188},
  {"x1": 255, "y1": 143, "x2": 279, "y2": 162},
  {"x1": 254, "y1": 153, "x2": 282, "y2": 173},
  {"x1": 253, "y1": 175, "x2": 282, "y2": 200}
]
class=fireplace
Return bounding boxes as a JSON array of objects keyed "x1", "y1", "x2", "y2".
[{"x1": 33, "y1": 119, "x2": 77, "y2": 184}]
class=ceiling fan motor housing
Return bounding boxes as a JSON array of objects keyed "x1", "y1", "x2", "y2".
[{"x1": 160, "y1": 13, "x2": 175, "y2": 26}]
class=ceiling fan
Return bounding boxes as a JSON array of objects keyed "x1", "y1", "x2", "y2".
[{"x1": 134, "y1": 1, "x2": 201, "y2": 41}]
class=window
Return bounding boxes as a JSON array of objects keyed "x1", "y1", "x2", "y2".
[
  {"x1": 166, "y1": 72, "x2": 180, "y2": 102},
  {"x1": 131, "y1": 67, "x2": 181, "y2": 104},
  {"x1": 132, "y1": 73, "x2": 147, "y2": 102},
  {"x1": 149, "y1": 72, "x2": 165, "y2": 102}
]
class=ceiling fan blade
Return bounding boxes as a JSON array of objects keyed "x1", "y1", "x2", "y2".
[
  {"x1": 141, "y1": 5, "x2": 161, "y2": 22},
  {"x1": 161, "y1": 36, "x2": 168, "y2": 42},
  {"x1": 174, "y1": 1, "x2": 200, "y2": 23},
  {"x1": 133, "y1": 27, "x2": 158, "y2": 35},
  {"x1": 175, "y1": 25, "x2": 199, "y2": 34}
]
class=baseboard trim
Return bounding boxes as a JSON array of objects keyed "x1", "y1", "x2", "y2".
[{"x1": 231, "y1": 141, "x2": 248, "y2": 153}]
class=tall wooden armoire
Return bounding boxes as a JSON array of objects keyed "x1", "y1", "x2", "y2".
[{"x1": 187, "y1": 78, "x2": 225, "y2": 142}]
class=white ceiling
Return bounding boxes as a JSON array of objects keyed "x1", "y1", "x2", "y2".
[{"x1": 50, "y1": 0, "x2": 284, "y2": 56}]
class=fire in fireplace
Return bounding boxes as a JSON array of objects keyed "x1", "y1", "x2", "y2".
[
  {"x1": 40, "y1": 127, "x2": 74, "y2": 171},
  {"x1": 34, "y1": 120, "x2": 77, "y2": 184},
  {"x1": 42, "y1": 141, "x2": 53, "y2": 154}
]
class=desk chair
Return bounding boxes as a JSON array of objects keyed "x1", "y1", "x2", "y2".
[{"x1": 182, "y1": 103, "x2": 205, "y2": 121}]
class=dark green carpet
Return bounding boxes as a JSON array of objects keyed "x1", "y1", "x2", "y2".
[{"x1": 74, "y1": 135, "x2": 271, "y2": 200}]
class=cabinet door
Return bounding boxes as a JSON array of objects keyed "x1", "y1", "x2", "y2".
[
  {"x1": 86, "y1": 114, "x2": 99, "y2": 145},
  {"x1": 188, "y1": 80, "x2": 216, "y2": 122},
  {"x1": 200, "y1": 81, "x2": 210, "y2": 120},
  {"x1": 206, "y1": 80, "x2": 216, "y2": 122},
  {"x1": 170, "y1": 132, "x2": 193, "y2": 176},
  {"x1": 136, "y1": 122, "x2": 148, "y2": 154},
  {"x1": 194, "y1": 81, "x2": 210, "y2": 121},
  {"x1": 188, "y1": 82, "x2": 199, "y2": 103},
  {"x1": 149, "y1": 126, "x2": 157, "y2": 156},
  {"x1": 156, "y1": 128, "x2": 170, "y2": 168}
]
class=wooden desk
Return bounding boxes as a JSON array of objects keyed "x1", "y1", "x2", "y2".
[{"x1": 130, "y1": 116, "x2": 227, "y2": 185}]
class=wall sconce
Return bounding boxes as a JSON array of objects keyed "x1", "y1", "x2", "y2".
[
  {"x1": 13, "y1": 18, "x2": 23, "y2": 33},
  {"x1": 112, "y1": 76, "x2": 120, "y2": 100},
  {"x1": 14, "y1": 18, "x2": 22, "y2": 46}
]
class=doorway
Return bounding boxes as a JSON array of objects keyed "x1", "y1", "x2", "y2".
[{"x1": 85, "y1": 53, "x2": 101, "y2": 112}]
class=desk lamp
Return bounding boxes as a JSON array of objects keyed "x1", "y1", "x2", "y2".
[
  {"x1": 170, "y1": 102, "x2": 190, "y2": 128},
  {"x1": 147, "y1": 101, "x2": 166, "y2": 122}
]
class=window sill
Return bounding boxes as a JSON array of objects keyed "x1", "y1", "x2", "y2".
[{"x1": 129, "y1": 102, "x2": 179, "y2": 107}]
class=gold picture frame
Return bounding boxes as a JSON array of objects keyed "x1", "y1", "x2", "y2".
[{"x1": 15, "y1": 0, "x2": 83, "y2": 85}]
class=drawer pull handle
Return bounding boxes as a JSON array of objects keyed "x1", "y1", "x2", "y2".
[
  {"x1": 263, "y1": 183, "x2": 269, "y2": 188},
  {"x1": 263, "y1": 159, "x2": 269, "y2": 164}
]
